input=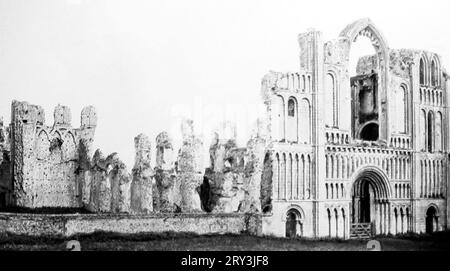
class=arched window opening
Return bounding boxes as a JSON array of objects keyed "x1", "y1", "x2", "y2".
[
  {"x1": 325, "y1": 73, "x2": 338, "y2": 128},
  {"x1": 349, "y1": 35, "x2": 379, "y2": 142},
  {"x1": 431, "y1": 60, "x2": 437, "y2": 87},
  {"x1": 420, "y1": 58, "x2": 426, "y2": 85},
  {"x1": 420, "y1": 110, "x2": 427, "y2": 151},
  {"x1": 427, "y1": 111, "x2": 434, "y2": 152},
  {"x1": 394, "y1": 85, "x2": 408, "y2": 134},
  {"x1": 287, "y1": 98, "x2": 298, "y2": 142},
  {"x1": 288, "y1": 99, "x2": 296, "y2": 117},
  {"x1": 436, "y1": 112, "x2": 443, "y2": 152},
  {"x1": 299, "y1": 98, "x2": 311, "y2": 144},
  {"x1": 272, "y1": 96, "x2": 285, "y2": 142}
]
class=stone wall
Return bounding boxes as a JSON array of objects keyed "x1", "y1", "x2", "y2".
[
  {"x1": 10, "y1": 101, "x2": 96, "y2": 208},
  {"x1": 0, "y1": 212, "x2": 262, "y2": 237}
]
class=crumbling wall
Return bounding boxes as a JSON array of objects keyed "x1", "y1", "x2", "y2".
[
  {"x1": 7, "y1": 101, "x2": 270, "y2": 217},
  {"x1": 10, "y1": 101, "x2": 96, "y2": 208},
  {"x1": 206, "y1": 120, "x2": 268, "y2": 214}
]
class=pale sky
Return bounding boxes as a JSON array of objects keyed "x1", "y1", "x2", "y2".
[{"x1": 0, "y1": 0, "x2": 449, "y2": 169}]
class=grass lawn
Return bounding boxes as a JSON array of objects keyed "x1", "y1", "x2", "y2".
[{"x1": 1, "y1": 231, "x2": 450, "y2": 251}]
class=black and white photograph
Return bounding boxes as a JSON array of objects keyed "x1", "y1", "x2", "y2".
[{"x1": 0, "y1": 0, "x2": 449, "y2": 257}]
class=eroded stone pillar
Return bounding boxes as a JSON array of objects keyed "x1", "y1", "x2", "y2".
[
  {"x1": 241, "y1": 119, "x2": 267, "y2": 213},
  {"x1": 130, "y1": 134, "x2": 154, "y2": 214},
  {"x1": 177, "y1": 120, "x2": 204, "y2": 212},
  {"x1": 153, "y1": 131, "x2": 179, "y2": 213}
]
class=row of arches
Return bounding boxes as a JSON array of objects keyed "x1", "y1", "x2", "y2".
[
  {"x1": 419, "y1": 55, "x2": 442, "y2": 87},
  {"x1": 420, "y1": 159, "x2": 446, "y2": 198},
  {"x1": 325, "y1": 182, "x2": 345, "y2": 199},
  {"x1": 393, "y1": 183, "x2": 410, "y2": 199},
  {"x1": 36, "y1": 129, "x2": 78, "y2": 162},
  {"x1": 277, "y1": 72, "x2": 313, "y2": 93},
  {"x1": 273, "y1": 152, "x2": 312, "y2": 201},
  {"x1": 327, "y1": 207, "x2": 346, "y2": 239},
  {"x1": 325, "y1": 153, "x2": 411, "y2": 181},
  {"x1": 272, "y1": 95, "x2": 312, "y2": 144},
  {"x1": 390, "y1": 136, "x2": 411, "y2": 149},
  {"x1": 419, "y1": 109, "x2": 444, "y2": 152},
  {"x1": 393, "y1": 206, "x2": 411, "y2": 234},
  {"x1": 325, "y1": 131, "x2": 350, "y2": 145},
  {"x1": 419, "y1": 87, "x2": 444, "y2": 107}
]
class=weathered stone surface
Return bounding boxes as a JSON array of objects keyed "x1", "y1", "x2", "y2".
[
  {"x1": 154, "y1": 169, "x2": 179, "y2": 213},
  {"x1": 9, "y1": 101, "x2": 92, "y2": 208},
  {"x1": 176, "y1": 119, "x2": 204, "y2": 212},
  {"x1": 130, "y1": 134, "x2": 153, "y2": 214},
  {"x1": 153, "y1": 132, "x2": 179, "y2": 213},
  {"x1": 240, "y1": 120, "x2": 267, "y2": 213},
  {"x1": 156, "y1": 132, "x2": 174, "y2": 170},
  {"x1": 0, "y1": 212, "x2": 261, "y2": 237},
  {"x1": 210, "y1": 172, "x2": 238, "y2": 213},
  {"x1": 81, "y1": 106, "x2": 97, "y2": 128},
  {"x1": 53, "y1": 105, "x2": 71, "y2": 126},
  {"x1": 87, "y1": 151, "x2": 131, "y2": 213}
]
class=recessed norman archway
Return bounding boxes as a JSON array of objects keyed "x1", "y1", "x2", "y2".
[
  {"x1": 282, "y1": 205, "x2": 305, "y2": 238},
  {"x1": 350, "y1": 166, "x2": 391, "y2": 237},
  {"x1": 426, "y1": 205, "x2": 439, "y2": 234}
]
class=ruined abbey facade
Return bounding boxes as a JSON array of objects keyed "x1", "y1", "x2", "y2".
[
  {"x1": 261, "y1": 18, "x2": 449, "y2": 238},
  {"x1": 0, "y1": 18, "x2": 449, "y2": 239}
]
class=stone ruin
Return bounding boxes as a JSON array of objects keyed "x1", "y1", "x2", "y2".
[{"x1": 0, "y1": 100, "x2": 269, "y2": 215}]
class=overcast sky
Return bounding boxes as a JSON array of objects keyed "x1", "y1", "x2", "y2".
[{"x1": 0, "y1": 0, "x2": 449, "y2": 169}]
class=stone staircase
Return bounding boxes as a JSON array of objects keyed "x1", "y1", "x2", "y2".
[{"x1": 350, "y1": 223, "x2": 372, "y2": 239}]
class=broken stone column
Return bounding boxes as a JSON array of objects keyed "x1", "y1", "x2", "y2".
[
  {"x1": 108, "y1": 153, "x2": 131, "y2": 213},
  {"x1": 154, "y1": 131, "x2": 179, "y2": 213},
  {"x1": 87, "y1": 150, "x2": 108, "y2": 212},
  {"x1": 130, "y1": 134, "x2": 154, "y2": 214},
  {"x1": 177, "y1": 120, "x2": 204, "y2": 213}
]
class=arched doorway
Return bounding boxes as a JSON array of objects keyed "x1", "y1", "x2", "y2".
[
  {"x1": 426, "y1": 206, "x2": 438, "y2": 234},
  {"x1": 285, "y1": 209, "x2": 303, "y2": 238},
  {"x1": 351, "y1": 167, "x2": 390, "y2": 237}
]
